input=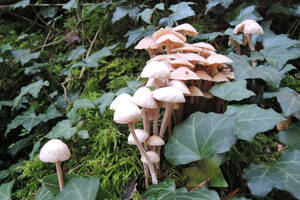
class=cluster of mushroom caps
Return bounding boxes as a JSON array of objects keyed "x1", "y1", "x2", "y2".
[{"x1": 110, "y1": 23, "x2": 235, "y2": 187}]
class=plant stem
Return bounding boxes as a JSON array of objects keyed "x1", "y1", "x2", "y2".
[
  {"x1": 159, "y1": 103, "x2": 174, "y2": 138},
  {"x1": 128, "y1": 123, "x2": 158, "y2": 184},
  {"x1": 200, "y1": 159, "x2": 209, "y2": 184},
  {"x1": 245, "y1": 33, "x2": 257, "y2": 67},
  {"x1": 56, "y1": 161, "x2": 64, "y2": 191}
]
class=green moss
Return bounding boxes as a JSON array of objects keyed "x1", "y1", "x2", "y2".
[{"x1": 282, "y1": 74, "x2": 300, "y2": 93}]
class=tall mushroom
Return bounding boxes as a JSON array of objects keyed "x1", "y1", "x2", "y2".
[
  {"x1": 39, "y1": 139, "x2": 71, "y2": 191},
  {"x1": 113, "y1": 101, "x2": 158, "y2": 184}
]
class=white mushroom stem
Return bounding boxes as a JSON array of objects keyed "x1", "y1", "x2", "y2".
[
  {"x1": 245, "y1": 33, "x2": 257, "y2": 67},
  {"x1": 128, "y1": 123, "x2": 158, "y2": 184},
  {"x1": 159, "y1": 103, "x2": 174, "y2": 139},
  {"x1": 153, "y1": 107, "x2": 160, "y2": 136},
  {"x1": 56, "y1": 161, "x2": 64, "y2": 191},
  {"x1": 141, "y1": 109, "x2": 150, "y2": 137},
  {"x1": 143, "y1": 163, "x2": 149, "y2": 188}
]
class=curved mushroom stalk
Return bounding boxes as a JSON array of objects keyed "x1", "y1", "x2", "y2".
[
  {"x1": 245, "y1": 33, "x2": 257, "y2": 67},
  {"x1": 56, "y1": 161, "x2": 64, "y2": 191},
  {"x1": 159, "y1": 103, "x2": 174, "y2": 139},
  {"x1": 128, "y1": 123, "x2": 158, "y2": 184}
]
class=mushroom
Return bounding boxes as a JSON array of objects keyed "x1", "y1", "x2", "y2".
[
  {"x1": 110, "y1": 93, "x2": 132, "y2": 110},
  {"x1": 113, "y1": 101, "x2": 158, "y2": 184},
  {"x1": 39, "y1": 139, "x2": 71, "y2": 191},
  {"x1": 233, "y1": 19, "x2": 264, "y2": 67},
  {"x1": 134, "y1": 36, "x2": 162, "y2": 58},
  {"x1": 173, "y1": 23, "x2": 198, "y2": 37},
  {"x1": 141, "y1": 151, "x2": 160, "y2": 164},
  {"x1": 128, "y1": 129, "x2": 149, "y2": 145}
]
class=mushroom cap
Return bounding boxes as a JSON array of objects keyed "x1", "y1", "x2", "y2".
[
  {"x1": 134, "y1": 36, "x2": 158, "y2": 50},
  {"x1": 146, "y1": 78, "x2": 166, "y2": 88},
  {"x1": 141, "y1": 61, "x2": 171, "y2": 79},
  {"x1": 153, "y1": 86, "x2": 185, "y2": 103},
  {"x1": 173, "y1": 23, "x2": 198, "y2": 36},
  {"x1": 186, "y1": 86, "x2": 204, "y2": 96},
  {"x1": 170, "y1": 67, "x2": 199, "y2": 80},
  {"x1": 169, "y1": 58, "x2": 195, "y2": 69},
  {"x1": 191, "y1": 42, "x2": 216, "y2": 51},
  {"x1": 233, "y1": 19, "x2": 264, "y2": 35},
  {"x1": 155, "y1": 34, "x2": 185, "y2": 47},
  {"x1": 212, "y1": 72, "x2": 229, "y2": 82},
  {"x1": 203, "y1": 91, "x2": 213, "y2": 99},
  {"x1": 110, "y1": 93, "x2": 132, "y2": 110},
  {"x1": 207, "y1": 54, "x2": 233, "y2": 64},
  {"x1": 39, "y1": 139, "x2": 70, "y2": 163},
  {"x1": 176, "y1": 53, "x2": 208, "y2": 65},
  {"x1": 113, "y1": 102, "x2": 142, "y2": 124},
  {"x1": 167, "y1": 80, "x2": 190, "y2": 94},
  {"x1": 128, "y1": 129, "x2": 148, "y2": 145},
  {"x1": 146, "y1": 135, "x2": 165, "y2": 146},
  {"x1": 132, "y1": 87, "x2": 158, "y2": 109},
  {"x1": 195, "y1": 70, "x2": 213, "y2": 81},
  {"x1": 141, "y1": 151, "x2": 160, "y2": 163},
  {"x1": 153, "y1": 27, "x2": 186, "y2": 42}
]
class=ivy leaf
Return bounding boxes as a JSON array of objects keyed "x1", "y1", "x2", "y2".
[
  {"x1": 224, "y1": 28, "x2": 243, "y2": 44},
  {"x1": 124, "y1": 25, "x2": 156, "y2": 48},
  {"x1": 42, "y1": 174, "x2": 78, "y2": 195},
  {"x1": 279, "y1": 122, "x2": 300, "y2": 150},
  {"x1": 243, "y1": 150, "x2": 300, "y2": 199},
  {"x1": 12, "y1": 0, "x2": 29, "y2": 9},
  {"x1": 138, "y1": 3, "x2": 165, "y2": 24},
  {"x1": 225, "y1": 105, "x2": 285, "y2": 141},
  {"x1": 73, "y1": 98, "x2": 95, "y2": 109},
  {"x1": 62, "y1": 0, "x2": 78, "y2": 10},
  {"x1": 264, "y1": 87, "x2": 300, "y2": 117},
  {"x1": 84, "y1": 44, "x2": 117, "y2": 67},
  {"x1": 54, "y1": 177, "x2": 100, "y2": 200},
  {"x1": 126, "y1": 80, "x2": 142, "y2": 93},
  {"x1": 1, "y1": 43, "x2": 12, "y2": 53},
  {"x1": 280, "y1": 64, "x2": 296, "y2": 74},
  {"x1": 67, "y1": 46, "x2": 86, "y2": 61},
  {"x1": 39, "y1": 7, "x2": 57, "y2": 19},
  {"x1": 165, "y1": 112, "x2": 236, "y2": 165},
  {"x1": 205, "y1": 0, "x2": 234, "y2": 14},
  {"x1": 6, "y1": 111, "x2": 44, "y2": 135},
  {"x1": 228, "y1": 53, "x2": 283, "y2": 89},
  {"x1": 112, "y1": 6, "x2": 140, "y2": 24},
  {"x1": 0, "y1": 180, "x2": 15, "y2": 200},
  {"x1": 184, "y1": 155, "x2": 228, "y2": 188},
  {"x1": 8, "y1": 134, "x2": 36, "y2": 156},
  {"x1": 210, "y1": 80, "x2": 255, "y2": 101},
  {"x1": 11, "y1": 49, "x2": 40, "y2": 65},
  {"x1": 35, "y1": 187, "x2": 54, "y2": 200},
  {"x1": 30, "y1": 139, "x2": 41, "y2": 161},
  {"x1": 230, "y1": 5, "x2": 263, "y2": 26},
  {"x1": 144, "y1": 179, "x2": 220, "y2": 200},
  {"x1": 77, "y1": 130, "x2": 89, "y2": 139},
  {"x1": 13, "y1": 80, "x2": 49, "y2": 109},
  {"x1": 46, "y1": 120, "x2": 77, "y2": 140},
  {"x1": 94, "y1": 92, "x2": 115, "y2": 114},
  {"x1": 24, "y1": 62, "x2": 50, "y2": 75},
  {"x1": 45, "y1": 104, "x2": 62, "y2": 120}
]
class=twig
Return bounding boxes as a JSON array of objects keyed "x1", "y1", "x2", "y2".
[
  {"x1": 42, "y1": 22, "x2": 56, "y2": 51},
  {"x1": 225, "y1": 188, "x2": 239, "y2": 200},
  {"x1": 31, "y1": 7, "x2": 47, "y2": 25},
  {"x1": 0, "y1": 3, "x2": 97, "y2": 9},
  {"x1": 10, "y1": 12, "x2": 47, "y2": 29},
  {"x1": 189, "y1": 180, "x2": 208, "y2": 192},
  {"x1": 68, "y1": 165, "x2": 81, "y2": 173}
]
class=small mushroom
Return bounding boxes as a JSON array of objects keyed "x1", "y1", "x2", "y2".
[
  {"x1": 39, "y1": 139, "x2": 71, "y2": 191},
  {"x1": 141, "y1": 151, "x2": 160, "y2": 164},
  {"x1": 173, "y1": 23, "x2": 198, "y2": 37}
]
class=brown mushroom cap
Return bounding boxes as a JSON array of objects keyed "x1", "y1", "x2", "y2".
[
  {"x1": 113, "y1": 102, "x2": 142, "y2": 124},
  {"x1": 128, "y1": 129, "x2": 148, "y2": 145},
  {"x1": 141, "y1": 61, "x2": 171, "y2": 79},
  {"x1": 153, "y1": 86, "x2": 185, "y2": 103},
  {"x1": 141, "y1": 151, "x2": 160, "y2": 163},
  {"x1": 173, "y1": 23, "x2": 198, "y2": 36},
  {"x1": 145, "y1": 135, "x2": 165, "y2": 146},
  {"x1": 132, "y1": 87, "x2": 158, "y2": 109},
  {"x1": 233, "y1": 19, "x2": 264, "y2": 35},
  {"x1": 170, "y1": 67, "x2": 199, "y2": 80}
]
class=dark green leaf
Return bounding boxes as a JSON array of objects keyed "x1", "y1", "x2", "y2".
[
  {"x1": 225, "y1": 104, "x2": 285, "y2": 141},
  {"x1": 112, "y1": 6, "x2": 140, "y2": 24},
  {"x1": 73, "y1": 98, "x2": 95, "y2": 109},
  {"x1": 224, "y1": 28, "x2": 243, "y2": 44},
  {"x1": 45, "y1": 104, "x2": 62, "y2": 121},
  {"x1": 67, "y1": 46, "x2": 86, "y2": 61},
  {"x1": 169, "y1": 2, "x2": 195, "y2": 21},
  {"x1": 0, "y1": 170, "x2": 9, "y2": 180},
  {"x1": 0, "y1": 180, "x2": 14, "y2": 200},
  {"x1": 84, "y1": 44, "x2": 117, "y2": 67},
  {"x1": 46, "y1": 120, "x2": 77, "y2": 140},
  {"x1": 8, "y1": 134, "x2": 35, "y2": 156},
  {"x1": 184, "y1": 155, "x2": 227, "y2": 188},
  {"x1": 42, "y1": 174, "x2": 78, "y2": 195},
  {"x1": 30, "y1": 139, "x2": 42, "y2": 161},
  {"x1": 243, "y1": 150, "x2": 300, "y2": 199},
  {"x1": 77, "y1": 130, "x2": 89, "y2": 139},
  {"x1": 11, "y1": 49, "x2": 40, "y2": 65},
  {"x1": 94, "y1": 92, "x2": 115, "y2": 114},
  {"x1": 39, "y1": 7, "x2": 57, "y2": 19},
  {"x1": 35, "y1": 187, "x2": 54, "y2": 200},
  {"x1": 230, "y1": 5, "x2": 263, "y2": 26},
  {"x1": 210, "y1": 80, "x2": 255, "y2": 101},
  {"x1": 24, "y1": 62, "x2": 50, "y2": 75},
  {"x1": 144, "y1": 179, "x2": 220, "y2": 200},
  {"x1": 12, "y1": 0, "x2": 29, "y2": 9},
  {"x1": 264, "y1": 87, "x2": 300, "y2": 117},
  {"x1": 279, "y1": 122, "x2": 300, "y2": 150},
  {"x1": 1, "y1": 43, "x2": 12, "y2": 53},
  {"x1": 165, "y1": 112, "x2": 236, "y2": 165},
  {"x1": 205, "y1": 0, "x2": 234, "y2": 14},
  {"x1": 280, "y1": 64, "x2": 296, "y2": 74},
  {"x1": 124, "y1": 25, "x2": 156, "y2": 48},
  {"x1": 54, "y1": 177, "x2": 100, "y2": 200},
  {"x1": 126, "y1": 80, "x2": 142, "y2": 93},
  {"x1": 62, "y1": 0, "x2": 78, "y2": 10}
]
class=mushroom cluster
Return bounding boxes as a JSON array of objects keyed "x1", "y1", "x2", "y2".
[{"x1": 111, "y1": 23, "x2": 234, "y2": 187}]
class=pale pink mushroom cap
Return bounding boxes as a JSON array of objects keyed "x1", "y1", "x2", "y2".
[
  {"x1": 167, "y1": 80, "x2": 190, "y2": 94},
  {"x1": 146, "y1": 78, "x2": 166, "y2": 88},
  {"x1": 146, "y1": 135, "x2": 165, "y2": 146},
  {"x1": 110, "y1": 93, "x2": 132, "y2": 110},
  {"x1": 195, "y1": 70, "x2": 213, "y2": 81},
  {"x1": 191, "y1": 42, "x2": 216, "y2": 51},
  {"x1": 186, "y1": 86, "x2": 204, "y2": 96},
  {"x1": 39, "y1": 139, "x2": 70, "y2": 163},
  {"x1": 153, "y1": 86, "x2": 185, "y2": 103},
  {"x1": 170, "y1": 67, "x2": 199, "y2": 80},
  {"x1": 173, "y1": 23, "x2": 198, "y2": 36},
  {"x1": 128, "y1": 129, "x2": 148, "y2": 145},
  {"x1": 132, "y1": 87, "x2": 158, "y2": 109},
  {"x1": 141, "y1": 151, "x2": 160, "y2": 163},
  {"x1": 153, "y1": 27, "x2": 186, "y2": 42},
  {"x1": 233, "y1": 19, "x2": 264, "y2": 35},
  {"x1": 207, "y1": 54, "x2": 233, "y2": 65},
  {"x1": 141, "y1": 61, "x2": 171, "y2": 79},
  {"x1": 134, "y1": 36, "x2": 158, "y2": 50},
  {"x1": 113, "y1": 102, "x2": 141, "y2": 124}
]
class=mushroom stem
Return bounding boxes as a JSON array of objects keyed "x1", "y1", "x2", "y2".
[
  {"x1": 143, "y1": 163, "x2": 149, "y2": 188},
  {"x1": 153, "y1": 107, "x2": 160, "y2": 136},
  {"x1": 141, "y1": 109, "x2": 150, "y2": 137},
  {"x1": 128, "y1": 123, "x2": 158, "y2": 184},
  {"x1": 159, "y1": 103, "x2": 174, "y2": 139},
  {"x1": 166, "y1": 41, "x2": 171, "y2": 54},
  {"x1": 56, "y1": 161, "x2": 64, "y2": 191},
  {"x1": 245, "y1": 33, "x2": 257, "y2": 67}
]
